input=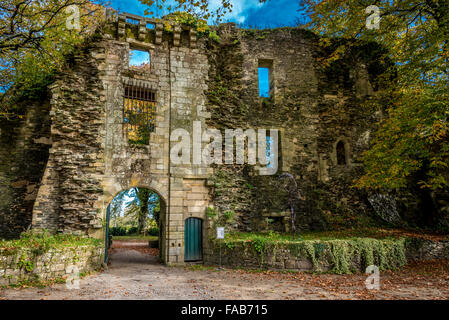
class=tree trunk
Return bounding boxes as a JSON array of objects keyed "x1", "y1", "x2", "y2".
[{"x1": 138, "y1": 210, "x2": 146, "y2": 235}]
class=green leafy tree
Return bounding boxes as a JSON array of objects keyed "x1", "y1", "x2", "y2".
[
  {"x1": 0, "y1": 0, "x2": 106, "y2": 118},
  {"x1": 293, "y1": 0, "x2": 448, "y2": 192},
  {"x1": 110, "y1": 188, "x2": 160, "y2": 234},
  {"x1": 152, "y1": 200, "x2": 160, "y2": 226},
  {"x1": 138, "y1": 0, "x2": 233, "y2": 23}
]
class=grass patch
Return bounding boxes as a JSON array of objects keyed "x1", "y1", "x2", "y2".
[
  {"x1": 1, "y1": 269, "x2": 100, "y2": 289},
  {"x1": 3, "y1": 277, "x2": 66, "y2": 289},
  {"x1": 222, "y1": 227, "x2": 448, "y2": 243},
  {"x1": 0, "y1": 231, "x2": 102, "y2": 254},
  {"x1": 186, "y1": 265, "x2": 217, "y2": 272}
]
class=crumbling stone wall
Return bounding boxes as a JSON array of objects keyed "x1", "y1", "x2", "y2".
[
  {"x1": 32, "y1": 36, "x2": 107, "y2": 236},
  {"x1": 29, "y1": 14, "x2": 212, "y2": 265},
  {"x1": 0, "y1": 102, "x2": 51, "y2": 239},
  {"x1": 0, "y1": 12, "x2": 405, "y2": 264},
  {"x1": 205, "y1": 25, "x2": 385, "y2": 233}
]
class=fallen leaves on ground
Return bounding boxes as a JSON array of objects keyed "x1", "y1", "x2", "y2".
[
  {"x1": 197, "y1": 259, "x2": 449, "y2": 300},
  {"x1": 112, "y1": 241, "x2": 159, "y2": 256}
]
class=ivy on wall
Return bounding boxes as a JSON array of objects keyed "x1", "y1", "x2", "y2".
[{"x1": 213, "y1": 233, "x2": 407, "y2": 274}]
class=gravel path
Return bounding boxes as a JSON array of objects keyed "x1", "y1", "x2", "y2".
[{"x1": 1, "y1": 241, "x2": 448, "y2": 300}]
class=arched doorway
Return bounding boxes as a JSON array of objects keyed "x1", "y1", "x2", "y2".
[
  {"x1": 104, "y1": 187, "x2": 166, "y2": 264},
  {"x1": 184, "y1": 217, "x2": 203, "y2": 262}
]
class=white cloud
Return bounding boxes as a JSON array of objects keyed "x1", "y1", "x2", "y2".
[
  {"x1": 209, "y1": 0, "x2": 265, "y2": 24},
  {"x1": 110, "y1": 0, "x2": 291, "y2": 27}
]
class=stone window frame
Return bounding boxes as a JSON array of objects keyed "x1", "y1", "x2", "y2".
[
  {"x1": 258, "y1": 58, "x2": 275, "y2": 99},
  {"x1": 126, "y1": 41, "x2": 155, "y2": 74},
  {"x1": 121, "y1": 78, "x2": 159, "y2": 148},
  {"x1": 331, "y1": 137, "x2": 351, "y2": 167},
  {"x1": 122, "y1": 42, "x2": 158, "y2": 147}
]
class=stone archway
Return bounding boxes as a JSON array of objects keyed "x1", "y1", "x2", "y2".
[{"x1": 103, "y1": 185, "x2": 168, "y2": 264}]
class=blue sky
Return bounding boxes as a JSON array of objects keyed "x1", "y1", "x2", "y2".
[
  {"x1": 129, "y1": 49, "x2": 150, "y2": 66},
  {"x1": 259, "y1": 67, "x2": 270, "y2": 97},
  {"x1": 110, "y1": 0, "x2": 304, "y2": 28}
]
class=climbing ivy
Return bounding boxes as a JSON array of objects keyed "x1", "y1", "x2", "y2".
[
  {"x1": 206, "y1": 206, "x2": 218, "y2": 218},
  {"x1": 214, "y1": 233, "x2": 408, "y2": 274},
  {"x1": 298, "y1": 238, "x2": 407, "y2": 274},
  {"x1": 17, "y1": 253, "x2": 34, "y2": 273}
]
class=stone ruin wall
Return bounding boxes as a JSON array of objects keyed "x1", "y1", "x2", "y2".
[
  {"x1": 0, "y1": 244, "x2": 103, "y2": 286},
  {"x1": 27, "y1": 13, "x2": 214, "y2": 264},
  {"x1": 1, "y1": 13, "x2": 394, "y2": 263},
  {"x1": 0, "y1": 102, "x2": 51, "y2": 239},
  {"x1": 205, "y1": 24, "x2": 382, "y2": 233}
]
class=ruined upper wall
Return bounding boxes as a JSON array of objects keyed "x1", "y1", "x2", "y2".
[
  {"x1": 28, "y1": 11, "x2": 214, "y2": 257},
  {"x1": 204, "y1": 23, "x2": 385, "y2": 232},
  {"x1": 0, "y1": 102, "x2": 51, "y2": 239},
  {"x1": 0, "y1": 11, "x2": 389, "y2": 240}
]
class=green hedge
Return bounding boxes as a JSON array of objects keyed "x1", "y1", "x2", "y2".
[{"x1": 215, "y1": 237, "x2": 407, "y2": 274}]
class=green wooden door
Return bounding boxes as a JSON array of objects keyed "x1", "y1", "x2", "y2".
[{"x1": 184, "y1": 218, "x2": 203, "y2": 262}]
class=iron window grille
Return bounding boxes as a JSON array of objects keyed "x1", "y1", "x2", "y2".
[{"x1": 123, "y1": 85, "x2": 156, "y2": 145}]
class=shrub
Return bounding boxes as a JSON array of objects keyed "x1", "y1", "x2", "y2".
[
  {"x1": 147, "y1": 227, "x2": 159, "y2": 236},
  {"x1": 109, "y1": 226, "x2": 127, "y2": 236},
  {"x1": 127, "y1": 227, "x2": 138, "y2": 235}
]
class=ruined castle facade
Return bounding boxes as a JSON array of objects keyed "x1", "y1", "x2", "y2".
[{"x1": 0, "y1": 12, "x2": 387, "y2": 264}]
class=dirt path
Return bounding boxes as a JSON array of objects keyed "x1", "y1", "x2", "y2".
[{"x1": 1, "y1": 241, "x2": 448, "y2": 300}]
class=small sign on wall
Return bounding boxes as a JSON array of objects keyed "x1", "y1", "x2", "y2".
[{"x1": 216, "y1": 227, "x2": 225, "y2": 239}]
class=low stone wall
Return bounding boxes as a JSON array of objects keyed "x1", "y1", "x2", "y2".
[
  {"x1": 0, "y1": 245, "x2": 104, "y2": 286},
  {"x1": 404, "y1": 238, "x2": 449, "y2": 261},
  {"x1": 204, "y1": 238, "x2": 449, "y2": 274}
]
